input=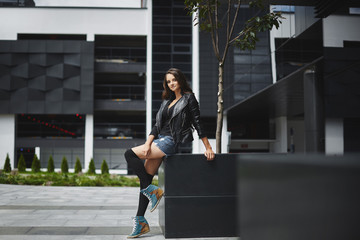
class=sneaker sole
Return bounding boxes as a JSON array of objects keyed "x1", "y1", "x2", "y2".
[
  {"x1": 127, "y1": 229, "x2": 150, "y2": 238},
  {"x1": 150, "y1": 190, "x2": 164, "y2": 212}
]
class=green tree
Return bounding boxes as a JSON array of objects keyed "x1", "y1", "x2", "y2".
[
  {"x1": 101, "y1": 159, "x2": 109, "y2": 175},
  {"x1": 87, "y1": 158, "x2": 96, "y2": 175},
  {"x1": 3, "y1": 153, "x2": 11, "y2": 172},
  {"x1": 74, "y1": 157, "x2": 82, "y2": 174},
  {"x1": 61, "y1": 156, "x2": 69, "y2": 174},
  {"x1": 17, "y1": 153, "x2": 26, "y2": 172},
  {"x1": 31, "y1": 154, "x2": 41, "y2": 173},
  {"x1": 47, "y1": 155, "x2": 55, "y2": 173},
  {"x1": 184, "y1": 0, "x2": 282, "y2": 152}
]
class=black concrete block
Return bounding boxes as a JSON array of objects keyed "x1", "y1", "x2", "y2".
[
  {"x1": 158, "y1": 154, "x2": 238, "y2": 238},
  {"x1": 237, "y1": 154, "x2": 360, "y2": 240},
  {"x1": 160, "y1": 196, "x2": 237, "y2": 238},
  {"x1": 160, "y1": 153, "x2": 237, "y2": 196}
]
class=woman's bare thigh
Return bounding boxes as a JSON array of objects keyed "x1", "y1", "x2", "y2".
[
  {"x1": 131, "y1": 143, "x2": 165, "y2": 160},
  {"x1": 132, "y1": 143, "x2": 165, "y2": 176}
]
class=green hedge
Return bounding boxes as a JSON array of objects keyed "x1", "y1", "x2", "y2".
[{"x1": 0, "y1": 172, "x2": 152, "y2": 187}]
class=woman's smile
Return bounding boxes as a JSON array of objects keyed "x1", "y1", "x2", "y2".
[{"x1": 166, "y1": 74, "x2": 180, "y2": 92}]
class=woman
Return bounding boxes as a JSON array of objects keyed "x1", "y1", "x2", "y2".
[{"x1": 125, "y1": 68, "x2": 215, "y2": 238}]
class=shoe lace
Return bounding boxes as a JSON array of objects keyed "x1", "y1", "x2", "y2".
[
  {"x1": 142, "y1": 191, "x2": 152, "y2": 203},
  {"x1": 131, "y1": 217, "x2": 138, "y2": 233}
]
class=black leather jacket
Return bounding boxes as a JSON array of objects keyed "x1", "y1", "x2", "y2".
[{"x1": 150, "y1": 93, "x2": 206, "y2": 148}]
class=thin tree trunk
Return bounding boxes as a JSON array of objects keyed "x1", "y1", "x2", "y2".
[{"x1": 216, "y1": 62, "x2": 224, "y2": 153}]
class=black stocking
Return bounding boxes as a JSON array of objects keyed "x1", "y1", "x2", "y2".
[{"x1": 124, "y1": 149, "x2": 154, "y2": 216}]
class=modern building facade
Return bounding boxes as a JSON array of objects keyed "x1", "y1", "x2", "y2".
[
  {"x1": 226, "y1": 1, "x2": 360, "y2": 154},
  {"x1": 0, "y1": 0, "x2": 153, "y2": 172},
  {"x1": 1, "y1": 0, "x2": 359, "y2": 172}
]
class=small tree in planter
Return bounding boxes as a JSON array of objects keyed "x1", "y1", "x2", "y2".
[
  {"x1": 47, "y1": 155, "x2": 55, "y2": 173},
  {"x1": 31, "y1": 154, "x2": 41, "y2": 173},
  {"x1": 185, "y1": 0, "x2": 282, "y2": 152},
  {"x1": 3, "y1": 153, "x2": 11, "y2": 173},
  {"x1": 101, "y1": 159, "x2": 109, "y2": 175},
  {"x1": 87, "y1": 158, "x2": 96, "y2": 175},
  {"x1": 61, "y1": 156, "x2": 69, "y2": 174},
  {"x1": 74, "y1": 157, "x2": 82, "y2": 174},
  {"x1": 17, "y1": 153, "x2": 26, "y2": 172}
]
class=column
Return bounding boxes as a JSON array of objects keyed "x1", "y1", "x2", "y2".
[
  {"x1": 192, "y1": 10, "x2": 201, "y2": 153},
  {"x1": 221, "y1": 114, "x2": 229, "y2": 153},
  {"x1": 84, "y1": 114, "x2": 94, "y2": 171},
  {"x1": 0, "y1": 114, "x2": 15, "y2": 169},
  {"x1": 303, "y1": 68, "x2": 324, "y2": 153},
  {"x1": 273, "y1": 116, "x2": 287, "y2": 153},
  {"x1": 325, "y1": 118, "x2": 344, "y2": 155},
  {"x1": 146, "y1": 0, "x2": 153, "y2": 137}
]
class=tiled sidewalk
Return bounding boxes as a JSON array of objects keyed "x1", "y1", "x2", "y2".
[{"x1": 0, "y1": 184, "x2": 238, "y2": 240}]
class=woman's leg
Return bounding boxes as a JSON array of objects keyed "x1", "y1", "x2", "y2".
[{"x1": 125, "y1": 144, "x2": 165, "y2": 216}]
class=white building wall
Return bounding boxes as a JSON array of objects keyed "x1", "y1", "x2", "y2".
[
  {"x1": 0, "y1": 7, "x2": 148, "y2": 40},
  {"x1": 325, "y1": 118, "x2": 344, "y2": 155},
  {"x1": 323, "y1": 15, "x2": 360, "y2": 47},
  {"x1": 270, "y1": 12, "x2": 295, "y2": 83},
  {"x1": 0, "y1": 115, "x2": 15, "y2": 170}
]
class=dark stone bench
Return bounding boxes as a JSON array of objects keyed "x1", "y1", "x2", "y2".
[
  {"x1": 237, "y1": 154, "x2": 360, "y2": 240},
  {"x1": 158, "y1": 154, "x2": 238, "y2": 238}
]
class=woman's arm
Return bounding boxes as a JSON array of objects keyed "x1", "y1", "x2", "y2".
[{"x1": 201, "y1": 136, "x2": 215, "y2": 161}]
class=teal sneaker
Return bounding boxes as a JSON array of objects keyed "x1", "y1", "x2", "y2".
[
  {"x1": 127, "y1": 216, "x2": 150, "y2": 238},
  {"x1": 140, "y1": 184, "x2": 164, "y2": 212}
]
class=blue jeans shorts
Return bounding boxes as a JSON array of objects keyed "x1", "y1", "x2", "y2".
[{"x1": 153, "y1": 134, "x2": 176, "y2": 158}]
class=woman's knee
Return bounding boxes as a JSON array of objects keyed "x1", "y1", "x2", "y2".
[{"x1": 124, "y1": 149, "x2": 137, "y2": 163}]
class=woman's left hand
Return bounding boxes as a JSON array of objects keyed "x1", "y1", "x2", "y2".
[{"x1": 204, "y1": 148, "x2": 215, "y2": 161}]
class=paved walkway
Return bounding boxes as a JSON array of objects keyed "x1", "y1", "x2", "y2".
[{"x1": 0, "y1": 184, "x2": 238, "y2": 240}]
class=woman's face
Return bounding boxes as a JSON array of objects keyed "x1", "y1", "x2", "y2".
[{"x1": 166, "y1": 74, "x2": 181, "y2": 93}]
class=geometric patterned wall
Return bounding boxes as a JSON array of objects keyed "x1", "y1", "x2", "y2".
[{"x1": 0, "y1": 40, "x2": 94, "y2": 114}]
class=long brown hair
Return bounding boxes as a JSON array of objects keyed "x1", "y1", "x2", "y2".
[{"x1": 162, "y1": 68, "x2": 193, "y2": 100}]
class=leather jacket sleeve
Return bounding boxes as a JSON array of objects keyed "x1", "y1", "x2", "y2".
[
  {"x1": 149, "y1": 124, "x2": 159, "y2": 138},
  {"x1": 188, "y1": 94, "x2": 206, "y2": 139}
]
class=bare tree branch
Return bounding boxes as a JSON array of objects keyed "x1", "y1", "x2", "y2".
[
  {"x1": 207, "y1": 0, "x2": 221, "y2": 60},
  {"x1": 222, "y1": 0, "x2": 241, "y2": 62},
  {"x1": 215, "y1": 0, "x2": 220, "y2": 57}
]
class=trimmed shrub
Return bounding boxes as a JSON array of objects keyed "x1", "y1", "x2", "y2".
[
  {"x1": 3, "y1": 153, "x2": 11, "y2": 172},
  {"x1": 17, "y1": 153, "x2": 26, "y2": 172},
  {"x1": 47, "y1": 155, "x2": 55, "y2": 173},
  {"x1": 101, "y1": 159, "x2": 109, "y2": 175},
  {"x1": 74, "y1": 157, "x2": 82, "y2": 174},
  {"x1": 31, "y1": 154, "x2": 41, "y2": 173},
  {"x1": 87, "y1": 158, "x2": 96, "y2": 175},
  {"x1": 61, "y1": 156, "x2": 69, "y2": 174}
]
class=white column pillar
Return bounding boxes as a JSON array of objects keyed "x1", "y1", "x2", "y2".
[
  {"x1": 192, "y1": 10, "x2": 201, "y2": 153},
  {"x1": 269, "y1": 5, "x2": 277, "y2": 84},
  {"x1": 86, "y1": 34, "x2": 94, "y2": 41},
  {"x1": 146, "y1": 0, "x2": 153, "y2": 137},
  {"x1": 0, "y1": 114, "x2": 15, "y2": 169},
  {"x1": 221, "y1": 114, "x2": 229, "y2": 153},
  {"x1": 84, "y1": 114, "x2": 94, "y2": 171},
  {"x1": 325, "y1": 118, "x2": 344, "y2": 155},
  {"x1": 272, "y1": 116, "x2": 288, "y2": 153}
]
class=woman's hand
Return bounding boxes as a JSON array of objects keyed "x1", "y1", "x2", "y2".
[
  {"x1": 204, "y1": 148, "x2": 215, "y2": 161},
  {"x1": 143, "y1": 143, "x2": 151, "y2": 158}
]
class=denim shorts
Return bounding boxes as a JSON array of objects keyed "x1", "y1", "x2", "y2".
[{"x1": 153, "y1": 134, "x2": 176, "y2": 158}]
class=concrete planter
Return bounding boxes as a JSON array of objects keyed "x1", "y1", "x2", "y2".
[
  {"x1": 237, "y1": 154, "x2": 360, "y2": 240},
  {"x1": 158, "y1": 153, "x2": 238, "y2": 238}
]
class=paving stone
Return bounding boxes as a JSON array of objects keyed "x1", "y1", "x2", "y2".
[{"x1": 0, "y1": 184, "x2": 238, "y2": 240}]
